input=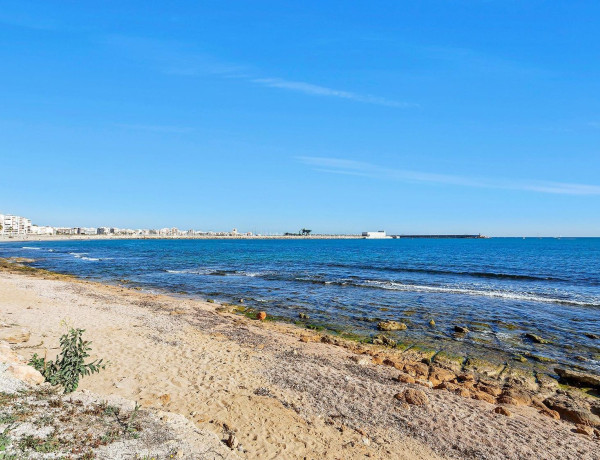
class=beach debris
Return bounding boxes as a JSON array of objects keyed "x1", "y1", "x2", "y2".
[
  {"x1": 453, "y1": 326, "x2": 469, "y2": 334},
  {"x1": 524, "y1": 333, "x2": 551, "y2": 344},
  {"x1": 0, "y1": 327, "x2": 31, "y2": 344},
  {"x1": 395, "y1": 388, "x2": 429, "y2": 406},
  {"x1": 428, "y1": 319, "x2": 436, "y2": 327},
  {"x1": 298, "y1": 312, "x2": 310, "y2": 320},
  {"x1": 544, "y1": 395, "x2": 600, "y2": 427},
  {"x1": 377, "y1": 320, "x2": 407, "y2": 331},
  {"x1": 493, "y1": 406, "x2": 512, "y2": 417},
  {"x1": 256, "y1": 311, "x2": 267, "y2": 321},
  {"x1": 554, "y1": 367, "x2": 600, "y2": 389},
  {"x1": 239, "y1": 298, "x2": 244, "y2": 303},
  {"x1": 225, "y1": 433, "x2": 239, "y2": 449}
]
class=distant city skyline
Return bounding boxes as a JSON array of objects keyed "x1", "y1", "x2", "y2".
[{"x1": 1, "y1": 2, "x2": 599, "y2": 236}]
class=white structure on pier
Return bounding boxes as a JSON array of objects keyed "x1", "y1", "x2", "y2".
[{"x1": 362, "y1": 230, "x2": 391, "y2": 239}]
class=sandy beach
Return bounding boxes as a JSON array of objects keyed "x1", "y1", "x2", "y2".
[{"x1": 1, "y1": 264, "x2": 599, "y2": 459}]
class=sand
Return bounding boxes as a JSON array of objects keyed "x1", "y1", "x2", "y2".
[{"x1": 0, "y1": 270, "x2": 598, "y2": 459}]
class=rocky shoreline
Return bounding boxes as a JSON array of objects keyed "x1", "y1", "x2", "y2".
[{"x1": 0, "y1": 258, "x2": 599, "y2": 458}]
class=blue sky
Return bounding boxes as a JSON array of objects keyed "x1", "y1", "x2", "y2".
[{"x1": 1, "y1": 1, "x2": 599, "y2": 236}]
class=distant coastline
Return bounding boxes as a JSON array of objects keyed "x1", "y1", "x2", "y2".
[{"x1": 0, "y1": 234, "x2": 363, "y2": 242}]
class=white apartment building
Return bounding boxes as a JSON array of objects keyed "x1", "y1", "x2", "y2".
[
  {"x1": 0, "y1": 214, "x2": 32, "y2": 236},
  {"x1": 54, "y1": 227, "x2": 77, "y2": 235},
  {"x1": 77, "y1": 227, "x2": 98, "y2": 235},
  {"x1": 30, "y1": 225, "x2": 55, "y2": 235}
]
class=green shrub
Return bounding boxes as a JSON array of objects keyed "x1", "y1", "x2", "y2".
[{"x1": 29, "y1": 328, "x2": 106, "y2": 393}]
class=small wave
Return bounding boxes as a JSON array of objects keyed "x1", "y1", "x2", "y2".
[
  {"x1": 271, "y1": 274, "x2": 599, "y2": 308},
  {"x1": 165, "y1": 268, "x2": 214, "y2": 275},
  {"x1": 360, "y1": 280, "x2": 599, "y2": 307},
  {"x1": 166, "y1": 268, "x2": 272, "y2": 277},
  {"x1": 66, "y1": 252, "x2": 99, "y2": 261},
  {"x1": 22, "y1": 246, "x2": 41, "y2": 250},
  {"x1": 322, "y1": 262, "x2": 568, "y2": 283}
]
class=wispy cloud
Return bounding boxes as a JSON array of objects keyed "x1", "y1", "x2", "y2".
[
  {"x1": 298, "y1": 156, "x2": 600, "y2": 196},
  {"x1": 101, "y1": 35, "x2": 413, "y2": 108},
  {"x1": 251, "y1": 78, "x2": 413, "y2": 108}
]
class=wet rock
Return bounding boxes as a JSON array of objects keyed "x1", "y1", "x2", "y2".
[
  {"x1": 476, "y1": 381, "x2": 503, "y2": 397},
  {"x1": 428, "y1": 319, "x2": 436, "y2": 327},
  {"x1": 453, "y1": 326, "x2": 469, "y2": 334},
  {"x1": 0, "y1": 328, "x2": 31, "y2": 344},
  {"x1": 298, "y1": 313, "x2": 310, "y2": 320},
  {"x1": 377, "y1": 321, "x2": 407, "y2": 331},
  {"x1": 256, "y1": 311, "x2": 267, "y2": 321},
  {"x1": 524, "y1": 333, "x2": 551, "y2": 344},
  {"x1": 493, "y1": 406, "x2": 512, "y2": 417},
  {"x1": 396, "y1": 373, "x2": 416, "y2": 384},
  {"x1": 498, "y1": 388, "x2": 532, "y2": 406},
  {"x1": 428, "y1": 366, "x2": 456, "y2": 387},
  {"x1": 321, "y1": 335, "x2": 341, "y2": 345},
  {"x1": 555, "y1": 367, "x2": 600, "y2": 389},
  {"x1": 395, "y1": 388, "x2": 429, "y2": 406},
  {"x1": 457, "y1": 373, "x2": 475, "y2": 382},
  {"x1": 544, "y1": 395, "x2": 600, "y2": 427},
  {"x1": 535, "y1": 372, "x2": 559, "y2": 394},
  {"x1": 584, "y1": 333, "x2": 599, "y2": 340},
  {"x1": 372, "y1": 335, "x2": 396, "y2": 347}
]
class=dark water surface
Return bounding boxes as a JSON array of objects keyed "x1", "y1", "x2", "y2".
[{"x1": 2, "y1": 238, "x2": 599, "y2": 372}]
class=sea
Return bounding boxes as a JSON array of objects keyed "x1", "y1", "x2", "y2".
[{"x1": 1, "y1": 238, "x2": 599, "y2": 372}]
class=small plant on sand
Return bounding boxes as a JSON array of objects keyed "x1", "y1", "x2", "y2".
[{"x1": 29, "y1": 328, "x2": 106, "y2": 393}]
